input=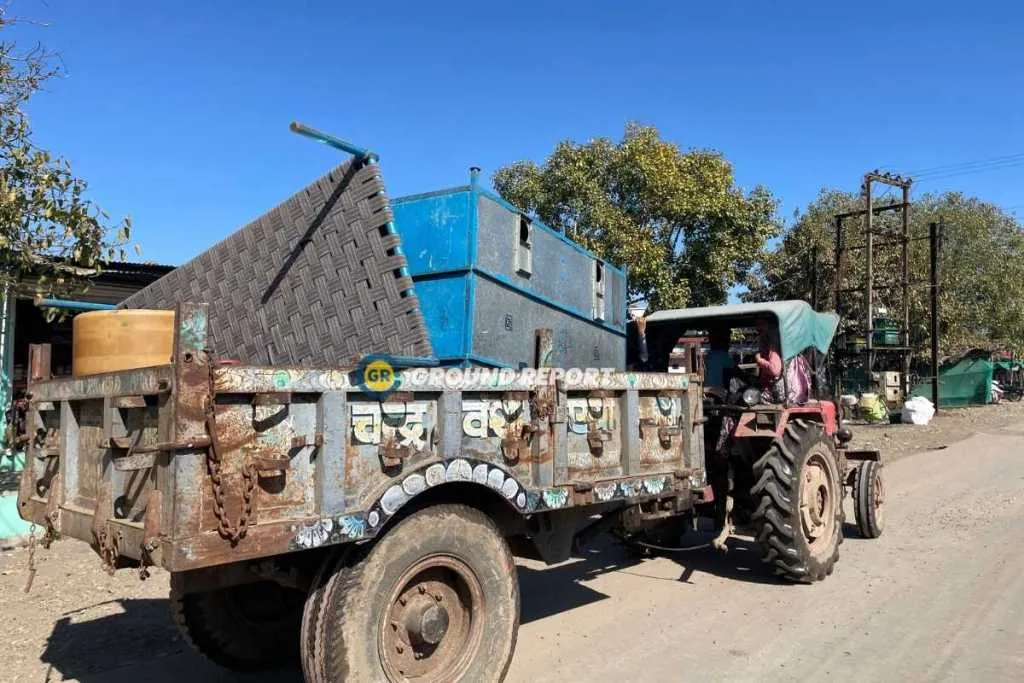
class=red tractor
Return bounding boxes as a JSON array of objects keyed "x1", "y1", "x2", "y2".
[{"x1": 635, "y1": 301, "x2": 884, "y2": 582}]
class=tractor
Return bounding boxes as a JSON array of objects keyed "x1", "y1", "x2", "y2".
[{"x1": 630, "y1": 300, "x2": 884, "y2": 582}]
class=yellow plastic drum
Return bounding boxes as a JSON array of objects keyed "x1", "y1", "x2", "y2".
[{"x1": 72, "y1": 309, "x2": 175, "y2": 377}]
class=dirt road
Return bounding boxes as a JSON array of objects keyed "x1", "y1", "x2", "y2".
[
  {"x1": 508, "y1": 419, "x2": 1024, "y2": 682},
  {"x1": 2, "y1": 417, "x2": 1022, "y2": 682}
]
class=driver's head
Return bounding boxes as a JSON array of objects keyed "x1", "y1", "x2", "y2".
[
  {"x1": 756, "y1": 319, "x2": 780, "y2": 354},
  {"x1": 708, "y1": 326, "x2": 730, "y2": 350}
]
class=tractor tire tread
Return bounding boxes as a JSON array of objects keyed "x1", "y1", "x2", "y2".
[{"x1": 751, "y1": 420, "x2": 844, "y2": 583}]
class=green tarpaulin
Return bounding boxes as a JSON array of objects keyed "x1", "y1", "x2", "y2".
[
  {"x1": 911, "y1": 354, "x2": 995, "y2": 407},
  {"x1": 646, "y1": 300, "x2": 840, "y2": 361}
]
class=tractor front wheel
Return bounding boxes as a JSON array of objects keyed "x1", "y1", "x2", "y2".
[
  {"x1": 853, "y1": 460, "x2": 885, "y2": 538},
  {"x1": 751, "y1": 418, "x2": 844, "y2": 582}
]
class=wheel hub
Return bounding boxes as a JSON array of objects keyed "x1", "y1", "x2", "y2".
[
  {"x1": 380, "y1": 557, "x2": 483, "y2": 681},
  {"x1": 407, "y1": 603, "x2": 450, "y2": 646},
  {"x1": 799, "y1": 453, "x2": 838, "y2": 554}
]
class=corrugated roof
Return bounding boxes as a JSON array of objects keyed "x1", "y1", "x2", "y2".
[{"x1": 94, "y1": 260, "x2": 176, "y2": 282}]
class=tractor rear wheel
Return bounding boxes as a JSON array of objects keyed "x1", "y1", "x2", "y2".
[
  {"x1": 853, "y1": 460, "x2": 885, "y2": 538},
  {"x1": 751, "y1": 418, "x2": 844, "y2": 582}
]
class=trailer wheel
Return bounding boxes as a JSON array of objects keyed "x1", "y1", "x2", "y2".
[
  {"x1": 853, "y1": 460, "x2": 885, "y2": 538},
  {"x1": 301, "y1": 550, "x2": 347, "y2": 683},
  {"x1": 170, "y1": 576, "x2": 305, "y2": 672},
  {"x1": 751, "y1": 418, "x2": 844, "y2": 582},
  {"x1": 316, "y1": 504, "x2": 519, "y2": 682}
]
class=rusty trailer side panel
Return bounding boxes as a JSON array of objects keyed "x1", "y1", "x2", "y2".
[{"x1": 18, "y1": 304, "x2": 706, "y2": 573}]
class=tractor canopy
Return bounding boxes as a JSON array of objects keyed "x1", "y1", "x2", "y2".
[{"x1": 645, "y1": 300, "x2": 840, "y2": 361}]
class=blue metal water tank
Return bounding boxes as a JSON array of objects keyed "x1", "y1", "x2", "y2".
[{"x1": 392, "y1": 176, "x2": 627, "y2": 369}]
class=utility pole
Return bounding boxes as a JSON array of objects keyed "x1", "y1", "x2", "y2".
[
  {"x1": 901, "y1": 182, "x2": 911, "y2": 397},
  {"x1": 833, "y1": 171, "x2": 913, "y2": 399},
  {"x1": 862, "y1": 172, "x2": 913, "y2": 393},
  {"x1": 929, "y1": 221, "x2": 941, "y2": 409},
  {"x1": 833, "y1": 215, "x2": 843, "y2": 311},
  {"x1": 810, "y1": 243, "x2": 819, "y2": 310},
  {"x1": 864, "y1": 178, "x2": 874, "y2": 380}
]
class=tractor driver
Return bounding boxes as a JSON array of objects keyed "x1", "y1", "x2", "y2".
[
  {"x1": 703, "y1": 326, "x2": 735, "y2": 393},
  {"x1": 755, "y1": 319, "x2": 785, "y2": 402}
]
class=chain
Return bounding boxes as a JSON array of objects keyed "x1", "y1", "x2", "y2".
[
  {"x1": 205, "y1": 393, "x2": 256, "y2": 545},
  {"x1": 42, "y1": 512, "x2": 59, "y2": 549},
  {"x1": 138, "y1": 539, "x2": 156, "y2": 581},
  {"x1": 23, "y1": 523, "x2": 37, "y2": 593},
  {"x1": 97, "y1": 528, "x2": 119, "y2": 576}
]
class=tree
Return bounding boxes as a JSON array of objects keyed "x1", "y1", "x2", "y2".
[
  {"x1": 0, "y1": 10, "x2": 131, "y2": 305},
  {"x1": 493, "y1": 123, "x2": 779, "y2": 310},
  {"x1": 745, "y1": 188, "x2": 1024, "y2": 357}
]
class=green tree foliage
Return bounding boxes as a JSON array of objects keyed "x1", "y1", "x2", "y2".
[
  {"x1": 493, "y1": 123, "x2": 780, "y2": 309},
  {"x1": 745, "y1": 188, "x2": 1024, "y2": 357},
  {"x1": 0, "y1": 12, "x2": 131, "y2": 304}
]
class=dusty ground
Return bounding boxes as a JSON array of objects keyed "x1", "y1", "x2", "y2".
[
  {"x1": 1, "y1": 402, "x2": 1023, "y2": 683},
  {"x1": 848, "y1": 400, "x2": 1024, "y2": 461}
]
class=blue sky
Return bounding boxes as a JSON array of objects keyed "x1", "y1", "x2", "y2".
[{"x1": 10, "y1": 0, "x2": 1024, "y2": 266}]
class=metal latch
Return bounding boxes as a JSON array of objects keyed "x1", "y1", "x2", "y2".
[
  {"x1": 586, "y1": 422, "x2": 613, "y2": 455},
  {"x1": 501, "y1": 423, "x2": 539, "y2": 463},
  {"x1": 108, "y1": 435, "x2": 212, "y2": 471},
  {"x1": 252, "y1": 455, "x2": 291, "y2": 474},
  {"x1": 639, "y1": 417, "x2": 681, "y2": 448},
  {"x1": 291, "y1": 434, "x2": 324, "y2": 449},
  {"x1": 380, "y1": 438, "x2": 413, "y2": 469}
]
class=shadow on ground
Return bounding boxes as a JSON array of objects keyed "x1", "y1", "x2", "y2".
[
  {"x1": 40, "y1": 528, "x2": 871, "y2": 679},
  {"x1": 39, "y1": 598, "x2": 301, "y2": 683},
  {"x1": 519, "y1": 533, "x2": 792, "y2": 624}
]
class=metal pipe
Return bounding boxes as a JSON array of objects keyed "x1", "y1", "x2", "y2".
[
  {"x1": 930, "y1": 221, "x2": 941, "y2": 409},
  {"x1": 810, "y1": 242, "x2": 819, "y2": 310},
  {"x1": 469, "y1": 166, "x2": 481, "y2": 188},
  {"x1": 289, "y1": 121, "x2": 376, "y2": 161},
  {"x1": 38, "y1": 298, "x2": 115, "y2": 311},
  {"x1": 833, "y1": 215, "x2": 843, "y2": 398},
  {"x1": 865, "y1": 177, "x2": 874, "y2": 384},
  {"x1": 901, "y1": 183, "x2": 911, "y2": 398},
  {"x1": 0, "y1": 284, "x2": 14, "y2": 412},
  {"x1": 833, "y1": 216, "x2": 843, "y2": 310}
]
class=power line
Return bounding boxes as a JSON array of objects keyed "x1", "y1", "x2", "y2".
[
  {"x1": 876, "y1": 152, "x2": 1024, "y2": 185},
  {"x1": 906, "y1": 152, "x2": 1024, "y2": 178},
  {"x1": 913, "y1": 158, "x2": 1024, "y2": 183}
]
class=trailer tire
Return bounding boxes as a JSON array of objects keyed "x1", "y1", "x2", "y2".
[
  {"x1": 301, "y1": 550, "x2": 347, "y2": 683},
  {"x1": 318, "y1": 504, "x2": 520, "y2": 682},
  {"x1": 853, "y1": 460, "x2": 885, "y2": 538},
  {"x1": 170, "y1": 576, "x2": 305, "y2": 672},
  {"x1": 751, "y1": 418, "x2": 844, "y2": 582}
]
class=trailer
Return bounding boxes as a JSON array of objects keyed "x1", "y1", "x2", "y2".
[{"x1": 17, "y1": 303, "x2": 709, "y2": 681}]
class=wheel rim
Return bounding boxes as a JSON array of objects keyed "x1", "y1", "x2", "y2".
[
  {"x1": 799, "y1": 451, "x2": 839, "y2": 558},
  {"x1": 379, "y1": 555, "x2": 484, "y2": 682},
  {"x1": 873, "y1": 468, "x2": 885, "y2": 527}
]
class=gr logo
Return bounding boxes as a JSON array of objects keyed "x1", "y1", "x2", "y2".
[{"x1": 354, "y1": 354, "x2": 401, "y2": 399}]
